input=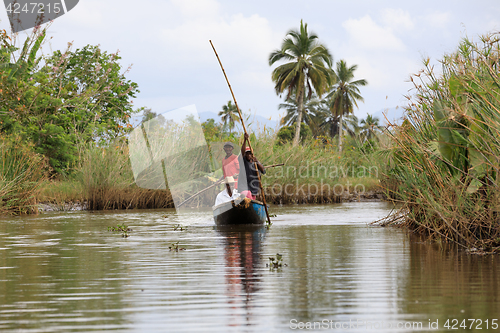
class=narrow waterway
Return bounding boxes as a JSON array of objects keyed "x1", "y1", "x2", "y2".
[{"x1": 0, "y1": 202, "x2": 498, "y2": 332}]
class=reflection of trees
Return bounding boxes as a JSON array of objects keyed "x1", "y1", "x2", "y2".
[
  {"x1": 216, "y1": 226, "x2": 265, "y2": 328},
  {"x1": 401, "y1": 235, "x2": 500, "y2": 320},
  {"x1": 0, "y1": 216, "x2": 129, "y2": 331}
]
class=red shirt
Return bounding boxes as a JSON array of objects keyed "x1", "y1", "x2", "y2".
[{"x1": 222, "y1": 154, "x2": 239, "y2": 187}]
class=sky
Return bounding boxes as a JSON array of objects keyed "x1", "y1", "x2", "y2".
[{"x1": 1, "y1": 0, "x2": 500, "y2": 123}]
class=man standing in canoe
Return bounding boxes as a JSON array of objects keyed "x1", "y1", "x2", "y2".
[
  {"x1": 219, "y1": 142, "x2": 240, "y2": 187},
  {"x1": 238, "y1": 133, "x2": 265, "y2": 200}
]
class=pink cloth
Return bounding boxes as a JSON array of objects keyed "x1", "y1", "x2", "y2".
[{"x1": 240, "y1": 190, "x2": 256, "y2": 200}]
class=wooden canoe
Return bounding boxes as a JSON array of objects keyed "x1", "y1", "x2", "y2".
[{"x1": 213, "y1": 197, "x2": 267, "y2": 225}]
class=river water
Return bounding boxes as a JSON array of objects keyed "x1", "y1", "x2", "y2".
[{"x1": 0, "y1": 201, "x2": 499, "y2": 332}]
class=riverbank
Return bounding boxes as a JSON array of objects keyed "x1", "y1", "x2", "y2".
[{"x1": 35, "y1": 187, "x2": 386, "y2": 212}]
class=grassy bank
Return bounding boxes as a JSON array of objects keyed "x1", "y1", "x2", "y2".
[
  {"x1": 380, "y1": 33, "x2": 500, "y2": 252},
  {"x1": 36, "y1": 140, "x2": 174, "y2": 211},
  {"x1": 250, "y1": 134, "x2": 382, "y2": 204}
]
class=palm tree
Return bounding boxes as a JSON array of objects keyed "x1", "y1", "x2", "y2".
[
  {"x1": 343, "y1": 114, "x2": 360, "y2": 139},
  {"x1": 269, "y1": 20, "x2": 333, "y2": 146},
  {"x1": 218, "y1": 101, "x2": 240, "y2": 135},
  {"x1": 360, "y1": 113, "x2": 382, "y2": 141},
  {"x1": 278, "y1": 92, "x2": 324, "y2": 136},
  {"x1": 326, "y1": 60, "x2": 367, "y2": 152},
  {"x1": 319, "y1": 113, "x2": 359, "y2": 139}
]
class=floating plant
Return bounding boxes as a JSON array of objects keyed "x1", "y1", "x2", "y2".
[
  {"x1": 108, "y1": 224, "x2": 132, "y2": 237},
  {"x1": 265, "y1": 221, "x2": 272, "y2": 230},
  {"x1": 173, "y1": 224, "x2": 187, "y2": 231},
  {"x1": 267, "y1": 253, "x2": 287, "y2": 269},
  {"x1": 169, "y1": 242, "x2": 186, "y2": 252}
]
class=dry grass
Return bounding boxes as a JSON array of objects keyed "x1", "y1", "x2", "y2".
[{"x1": 0, "y1": 135, "x2": 49, "y2": 215}]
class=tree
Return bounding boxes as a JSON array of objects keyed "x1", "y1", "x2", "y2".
[
  {"x1": 278, "y1": 92, "x2": 324, "y2": 136},
  {"x1": 276, "y1": 124, "x2": 312, "y2": 145},
  {"x1": 0, "y1": 28, "x2": 140, "y2": 173},
  {"x1": 201, "y1": 118, "x2": 222, "y2": 142},
  {"x1": 269, "y1": 20, "x2": 332, "y2": 146},
  {"x1": 360, "y1": 114, "x2": 382, "y2": 142},
  {"x1": 325, "y1": 60, "x2": 367, "y2": 152},
  {"x1": 218, "y1": 100, "x2": 240, "y2": 135},
  {"x1": 44, "y1": 44, "x2": 139, "y2": 142},
  {"x1": 316, "y1": 97, "x2": 360, "y2": 140},
  {"x1": 141, "y1": 109, "x2": 157, "y2": 123}
]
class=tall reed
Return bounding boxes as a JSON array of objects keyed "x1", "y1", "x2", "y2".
[
  {"x1": 382, "y1": 33, "x2": 500, "y2": 252},
  {"x1": 0, "y1": 135, "x2": 49, "y2": 215},
  {"x1": 77, "y1": 140, "x2": 173, "y2": 210}
]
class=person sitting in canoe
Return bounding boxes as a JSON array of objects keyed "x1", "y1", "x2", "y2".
[
  {"x1": 214, "y1": 176, "x2": 240, "y2": 206},
  {"x1": 217, "y1": 142, "x2": 239, "y2": 187},
  {"x1": 238, "y1": 133, "x2": 265, "y2": 200}
]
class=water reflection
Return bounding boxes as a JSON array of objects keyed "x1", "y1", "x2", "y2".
[
  {"x1": 0, "y1": 213, "x2": 130, "y2": 332},
  {"x1": 402, "y1": 235, "x2": 500, "y2": 323},
  {"x1": 265, "y1": 223, "x2": 411, "y2": 329},
  {"x1": 216, "y1": 225, "x2": 265, "y2": 329}
]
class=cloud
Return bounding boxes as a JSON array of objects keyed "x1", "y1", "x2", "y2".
[
  {"x1": 170, "y1": 0, "x2": 221, "y2": 18},
  {"x1": 338, "y1": 13, "x2": 421, "y2": 95},
  {"x1": 380, "y1": 8, "x2": 414, "y2": 30},
  {"x1": 342, "y1": 15, "x2": 406, "y2": 52},
  {"x1": 483, "y1": 19, "x2": 500, "y2": 32},
  {"x1": 158, "y1": 11, "x2": 280, "y2": 76},
  {"x1": 342, "y1": 54, "x2": 418, "y2": 91},
  {"x1": 423, "y1": 11, "x2": 452, "y2": 30}
]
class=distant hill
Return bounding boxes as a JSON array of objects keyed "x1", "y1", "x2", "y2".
[
  {"x1": 371, "y1": 107, "x2": 406, "y2": 126},
  {"x1": 198, "y1": 111, "x2": 278, "y2": 133},
  {"x1": 130, "y1": 110, "x2": 278, "y2": 133}
]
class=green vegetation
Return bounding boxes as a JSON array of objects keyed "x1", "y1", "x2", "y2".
[
  {"x1": 267, "y1": 253, "x2": 287, "y2": 269},
  {"x1": 173, "y1": 224, "x2": 187, "y2": 231},
  {"x1": 269, "y1": 21, "x2": 367, "y2": 152},
  {"x1": 1, "y1": 27, "x2": 139, "y2": 174},
  {"x1": 276, "y1": 124, "x2": 312, "y2": 144},
  {"x1": 381, "y1": 33, "x2": 500, "y2": 252},
  {"x1": 108, "y1": 224, "x2": 131, "y2": 237},
  {"x1": 253, "y1": 132, "x2": 381, "y2": 204},
  {"x1": 75, "y1": 140, "x2": 173, "y2": 210},
  {"x1": 200, "y1": 115, "x2": 383, "y2": 204},
  {"x1": 0, "y1": 26, "x2": 148, "y2": 214},
  {"x1": 2, "y1": 17, "x2": 498, "y2": 256}
]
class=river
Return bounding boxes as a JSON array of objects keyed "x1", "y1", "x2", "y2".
[{"x1": 0, "y1": 201, "x2": 499, "y2": 332}]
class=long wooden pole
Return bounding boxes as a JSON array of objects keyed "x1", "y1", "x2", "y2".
[
  {"x1": 209, "y1": 40, "x2": 272, "y2": 224},
  {"x1": 264, "y1": 163, "x2": 284, "y2": 169},
  {"x1": 177, "y1": 179, "x2": 224, "y2": 208},
  {"x1": 177, "y1": 164, "x2": 282, "y2": 208}
]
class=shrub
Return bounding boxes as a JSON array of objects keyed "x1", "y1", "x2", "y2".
[{"x1": 276, "y1": 124, "x2": 312, "y2": 145}]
